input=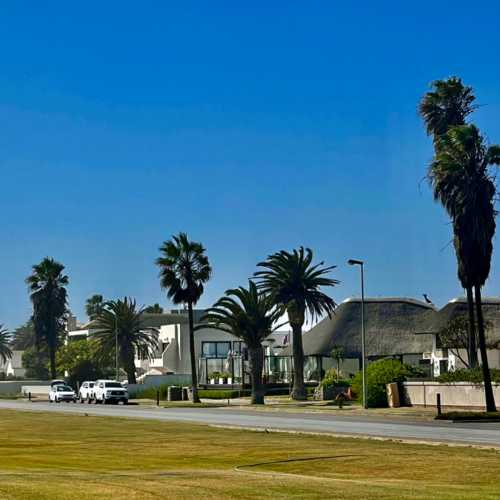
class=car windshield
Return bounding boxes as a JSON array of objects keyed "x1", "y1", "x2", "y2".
[
  {"x1": 57, "y1": 386, "x2": 73, "y2": 392},
  {"x1": 89, "y1": 383, "x2": 95, "y2": 387},
  {"x1": 105, "y1": 383, "x2": 122, "y2": 388}
]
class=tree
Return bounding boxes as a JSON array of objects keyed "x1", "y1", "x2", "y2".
[
  {"x1": 144, "y1": 303, "x2": 164, "y2": 314},
  {"x1": 92, "y1": 298, "x2": 157, "y2": 384},
  {"x1": 419, "y1": 76, "x2": 478, "y2": 367},
  {"x1": 419, "y1": 76, "x2": 476, "y2": 142},
  {"x1": 431, "y1": 124, "x2": 500, "y2": 411},
  {"x1": 156, "y1": 233, "x2": 212, "y2": 403},
  {"x1": 0, "y1": 326, "x2": 12, "y2": 364},
  {"x1": 10, "y1": 320, "x2": 36, "y2": 350},
  {"x1": 437, "y1": 316, "x2": 497, "y2": 369},
  {"x1": 26, "y1": 257, "x2": 69, "y2": 379},
  {"x1": 22, "y1": 347, "x2": 50, "y2": 379},
  {"x1": 85, "y1": 294, "x2": 105, "y2": 321},
  {"x1": 255, "y1": 247, "x2": 338, "y2": 400},
  {"x1": 56, "y1": 339, "x2": 113, "y2": 387},
  {"x1": 330, "y1": 345, "x2": 344, "y2": 382},
  {"x1": 202, "y1": 281, "x2": 283, "y2": 404}
]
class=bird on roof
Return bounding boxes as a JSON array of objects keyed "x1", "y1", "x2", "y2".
[{"x1": 422, "y1": 294, "x2": 433, "y2": 305}]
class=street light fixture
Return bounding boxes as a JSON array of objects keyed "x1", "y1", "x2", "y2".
[{"x1": 348, "y1": 258, "x2": 367, "y2": 409}]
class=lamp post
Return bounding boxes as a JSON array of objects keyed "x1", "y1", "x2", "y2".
[
  {"x1": 115, "y1": 313, "x2": 119, "y2": 381},
  {"x1": 348, "y1": 259, "x2": 367, "y2": 409}
]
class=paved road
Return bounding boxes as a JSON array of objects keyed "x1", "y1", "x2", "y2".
[{"x1": 1, "y1": 400, "x2": 500, "y2": 447}]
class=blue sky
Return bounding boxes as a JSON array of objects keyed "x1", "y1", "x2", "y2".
[{"x1": 1, "y1": 2, "x2": 500, "y2": 328}]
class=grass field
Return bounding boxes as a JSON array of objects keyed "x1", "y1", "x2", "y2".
[{"x1": 0, "y1": 410, "x2": 499, "y2": 499}]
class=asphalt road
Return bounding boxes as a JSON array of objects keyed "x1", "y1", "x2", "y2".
[{"x1": 1, "y1": 400, "x2": 500, "y2": 447}]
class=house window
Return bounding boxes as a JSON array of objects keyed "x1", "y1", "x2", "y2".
[{"x1": 202, "y1": 341, "x2": 231, "y2": 358}]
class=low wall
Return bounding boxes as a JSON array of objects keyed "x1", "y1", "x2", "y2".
[
  {"x1": 0, "y1": 380, "x2": 48, "y2": 395},
  {"x1": 128, "y1": 374, "x2": 192, "y2": 396},
  {"x1": 402, "y1": 381, "x2": 500, "y2": 408}
]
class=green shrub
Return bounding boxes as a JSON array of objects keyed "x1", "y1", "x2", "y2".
[
  {"x1": 320, "y1": 368, "x2": 351, "y2": 389},
  {"x1": 198, "y1": 389, "x2": 250, "y2": 399},
  {"x1": 132, "y1": 384, "x2": 173, "y2": 399},
  {"x1": 437, "y1": 368, "x2": 500, "y2": 384},
  {"x1": 351, "y1": 359, "x2": 412, "y2": 408}
]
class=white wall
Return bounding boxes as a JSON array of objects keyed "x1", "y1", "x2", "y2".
[{"x1": 403, "y1": 381, "x2": 500, "y2": 408}]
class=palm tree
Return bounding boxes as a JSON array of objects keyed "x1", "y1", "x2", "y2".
[
  {"x1": 431, "y1": 124, "x2": 500, "y2": 411},
  {"x1": 255, "y1": 247, "x2": 339, "y2": 400},
  {"x1": 0, "y1": 326, "x2": 13, "y2": 365},
  {"x1": 11, "y1": 320, "x2": 36, "y2": 350},
  {"x1": 202, "y1": 281, "x2": 283, "y2": 404},
  {"x1": 156, "y1": 233, "x2": 212, "y2": 403},
  {"x1": 419, "y1": 76, "x2": 476, "y2": 142},
  {"x1": 26, "y1": 257, "x2": 69, "y2": 379},
  {"x1": 85, "y1": 294, "x2": 105, "y2": 321},
  {"x1": 92, "y1": 298, "x2": 157, "y2": 384},
  {"x1": 420, "y1": 76, "x2": 479, "y2": 367}
]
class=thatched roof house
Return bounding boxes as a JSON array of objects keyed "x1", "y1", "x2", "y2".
[{"x1": 288, "y1": 296, "x2": 500, "y2": 361}]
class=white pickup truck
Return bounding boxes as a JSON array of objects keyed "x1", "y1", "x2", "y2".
[
  {"x1": 78, "y1": 381, "x2": 96, "y2": 403},
  {"x1": 93, "y1": 380, "x2": 128, "y2": 405}
]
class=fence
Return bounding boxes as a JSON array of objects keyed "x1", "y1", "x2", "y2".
[
  {"x1": 0, "y1": 380, "x2": 48, "y2": 395},
  {"x1": 127, "y1": 374, "x2": 192, "y2": 397}
]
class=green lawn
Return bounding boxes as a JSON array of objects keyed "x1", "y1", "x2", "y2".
[{"x1": 0, "y1": 409, "x2": 499, "y2": 499}]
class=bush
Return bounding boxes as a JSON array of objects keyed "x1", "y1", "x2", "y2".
[
  {"x1": 320, "y1": 368, "x2": 351, "y2": 389},
  {"x1": 351, "y1": 359, "x2": 412, "y2": 408},
  {"x1": 132, "y1": 384, "x2": 172, "y2": 399},
  {"x1": 437, "y1": 368, "x2": 500, "y2": 384}
]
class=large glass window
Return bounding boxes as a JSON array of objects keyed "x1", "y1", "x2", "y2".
[{"x1": 202, "y1": 341, "x2": 231, "y2": 358}]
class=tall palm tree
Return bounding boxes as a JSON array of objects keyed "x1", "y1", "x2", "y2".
[
  {"x1": 92, "y1": 298, "x2": 157, "y2": 384},
  {"x1": 26, "y1": 257, "x2": 69, "y2": 379},
  {"x1": 420, "y1": 76, "x2": 479, "y2": 367},
  {"x1": 201, "y1": 281, "x2": 283, "y2": 404},
  {"x1": 419, "y1": 76, "x2": 476, "y2": 142},
  {"x1": 85, "y1": 294, "x2": 105, "y2": 321},
  {"x1": 255, "y1": 247, "x2": 338, "y2": 400},
  {"x1": 156, "y1": 233, "x2": 212, "y2": 403},
  {"x1": 0, "y1": 326, "x2": 13, "y2": 365},
  {"x1": 431, "y1": 124, "x2": 500, "y2": 411}
]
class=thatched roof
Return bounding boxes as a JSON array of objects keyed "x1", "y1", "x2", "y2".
[{"x1": 284, "y1": 296, "x2": 500, "y2": 358}]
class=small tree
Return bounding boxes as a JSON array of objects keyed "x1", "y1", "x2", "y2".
[
  {"x1": 144, "y1": 303, "x2": 164, "y2": 314},
  {"x1": 437, "y1": 316, "x2": 496, "y2": 369},
  {"x1": 330, "y1": 345, "x2": 344, "y2": 382}
]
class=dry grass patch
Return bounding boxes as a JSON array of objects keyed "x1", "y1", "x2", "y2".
[{"x1": 0, "y1": 409, "x2": 498, "y2": 499}]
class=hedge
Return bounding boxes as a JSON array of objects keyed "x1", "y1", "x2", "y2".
[
  {"x1": 437, "y1": 368, "x2": 500, "y2": 384},
  {"x1": 132, "y1": 385, "x2": 316, "y2": 400}
]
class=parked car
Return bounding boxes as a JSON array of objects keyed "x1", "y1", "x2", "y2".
[
  {"x1": 49, "y1": 384, "x2": 77, "y2": 403},
  {"x1": 93, "y1": 380, "x2": 128, "y2": 405},
  {"x1": 78, "y1": 381, "x2": 96, "y2": 403}
]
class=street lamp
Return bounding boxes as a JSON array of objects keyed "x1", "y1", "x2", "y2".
[
  {"x1": 348, "y1": 259, "x2": 367, "y2": 409},
  {"x1": 115, "y1": 314, "x2": 119, "y2": 381}
]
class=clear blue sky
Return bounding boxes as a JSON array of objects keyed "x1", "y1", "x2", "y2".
[{"x1": 1, "y1": 2, "x2": 500, "y2": 329}]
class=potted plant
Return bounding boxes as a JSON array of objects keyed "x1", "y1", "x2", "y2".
[
  {"x1": 209, "y1": 371, "x2": 221, "y2": 384},
  {"x1": 219, "y1": 371, "x2": 231, "y2": 384}
]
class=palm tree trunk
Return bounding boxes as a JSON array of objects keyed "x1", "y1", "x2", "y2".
[
  {"x1": 187, "y1": 302, "x2": 200, "y2": 403},
  {"x1": 466, "y1": 286, "x2": 478, "y2": 368},
  {"x1": 474, "y1": 285, "x2": 496, "y2": 412},
  {"x1": 249, "y1": 345, "x2": 265, "y2": 404},
  {"x1": 49, "y1": 343, "x2": 57, "y2": 380},
  {"x1": 291, "y1": 323, "x2": 307, "y2": 400}
]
